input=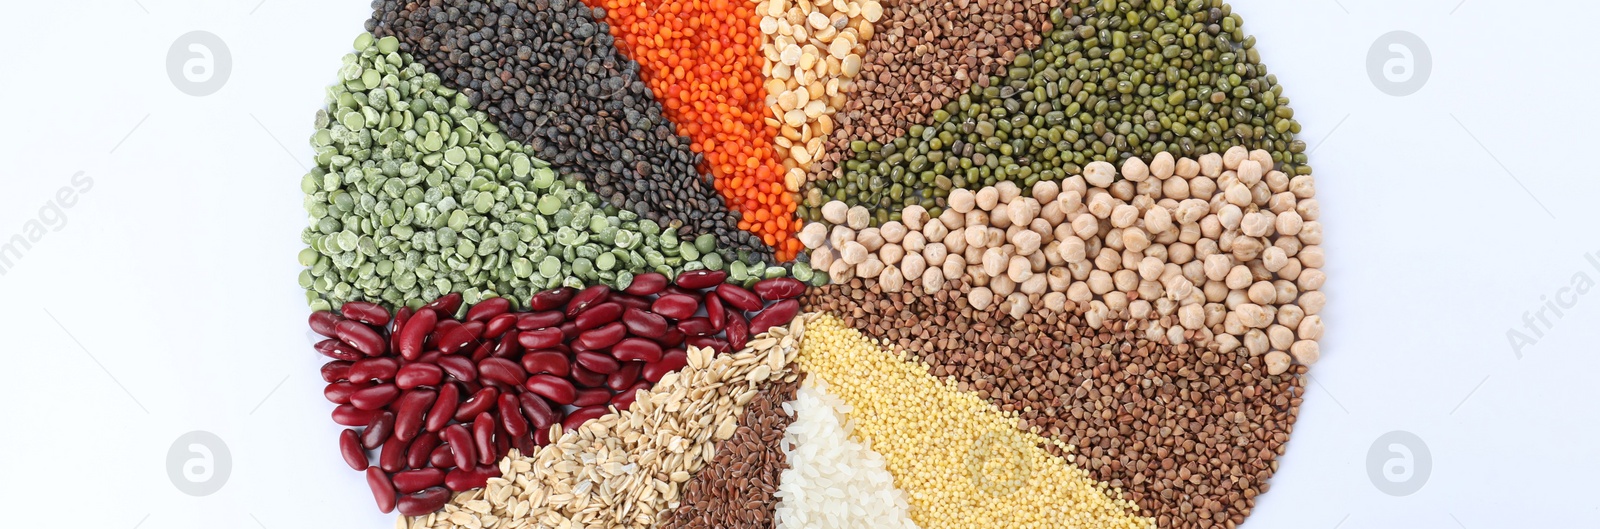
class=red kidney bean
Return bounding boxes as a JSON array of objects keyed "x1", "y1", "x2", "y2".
[
  {"x1": 562, "y1": 406, "x2": 610, "y2": 431},
  {"x1": 467, "y1": 340, "x2": 493, "y2": 362},
  {"x1": 362, "y1": 410, "x2": 395, "y2": 449},
  {"x1": 351, "y1": 384, "x2": 400, "y2": 410},
  {"x1": 724, "y1": 310, "x2": 750, "y2": 351},
  {"x1": 425, "y1": 383, "x2": 460, "y2": 433},
  {"x1": 390, "y1": 306, "x2": 412, "y2": 352},
  {"x1": 437, "y1": 322, "x2": 482, "y2": 355},
  {"x1": 483, "y1": 313, "x2": 517, "y2": 340},
  {"x1": 663, "y1": 284, "x2": 702, "y2": 300},
  {"x1": 524, "y1": 374, "x2": 576, "y2": 405},
  {"x1": 623, "y1": 272, "x2": 668, "y2": 296},
  {"x1": 471, "y1": 413, "x2": 497, "y2": 465},
  {"x1": 608, "y1": 292, "x2": 653, "y2": 312},
  {"x1": 606, "y1": 362, "x2": 643, "y2": 391},
  {"x1": 465, "y1": 297, "x2": 511, "y2": 323},
  {"x1": 397, "y1": 308, "x2": 437, "y2": 361},
  {"x1": 686, "y1": 336, "x2": 729, "y2": 354},
  {"x1": 558, "y1": 321, "x2": 579, "y2": 341},
  {"x1": 492, "y1": 420, "x2": 510, "y2": 461},
  {"x1": 379, "y1": 433, "x2": 411, "y2": 473},
  {"x1": 534, "y1": 427, "x2": 551, "y2": 446},
  {"x1": 340, "y1": 429, "x2": 367, "y2": 471},
  {"x1": 677, "y1": 317, "x2": 716, "y2": 337},
  {"x1": 335, "y1": 320, "x2": 388, "y2": 357},
  {"x1": 674, "y1": 269, "x2": 727, "y2": 289},
  {"x1": 341, "y1": 301, "x2": 391, "y2": 326},
  {"x1": 333, "y1": 404, "x2": 378, "y2": 426},
  {"x1": 611, "y1": 381, "x2": 651, "y2": 411},
  {"x1": 613, "y1": 337, "x2": 664, "y2": 363},
  {"x1": 321, "y1": 360, "x2": 352, "y2": 383},
  {"x1": 659, "y1": 327, "x2": 686, "y2": 348},
  {"x1": 393, "y1": 468, "x2": 445, "y2": 494},
  {"x1": 715, "y1": 283, "x2": 764, "y2": 312},
  {"x1": 424, "y1": 293, "x2": 463, "y2": 317},
  {"x1": 651, "y1": 294, "x2": 699, "y2": 320},
  {"x1": 443, "y1": 465, "x2": 500, "y2": 493},
  {"x1": 515, "y1": 432, "x2": 537, "y2": 456},
  {"x1": 520, "y1": 350, "x2": 571, "y2": 377},
  {"x1": 453, "y1": 387, "x2": 499, "y2": 423},
  {"x1": 575, "y1": 350, "x2": 621, "y2": 374},
  {"x1": 643, "y1": 349, "x2": 688, "y2": 383},
  {"x1": 497, "y1": 394, "x2": 529, "y2": 439},
  {"x1": 576, "y1": 322, "x2": 627, "y2": 350},
  {"x1": 621, "y1": 308, "x2": 668, "y2": 338},
  {"x1": 442, "y1": 424, "x2": 475, "y2": 470},
  {"x1": 491, "y1": 331, "x2": 522, "y2": 359},
  {"x1": 436, "y1": 356, "x2": 477, "y2": 383},
  {"x1": 753, "y1": 277, "x2": 807, "y2": 300},
  {"x1": 349, "y1": 357, "x2": 399, "y2": 383},
  {"x1": 477, "y1": 357, "x2": 527, "y2": 387},
  {"x1": 418, "y1": 351, "x2": 443, "y2": 365},
  {"x1": 310, "y1": 311, "x2": 344, "y2": 338},
  {"x1": 315, "y1": 339, "x2": 364, "y2": 362},
  {"x1": 565, "y1": 285, "x2": 612, "y2": 317},
  {"x1": 749, "y1": 299, "x2": 800, "y2": 335},
  {"x1": 429, "y1": 443, "x2": 454, "y2": 468},
  {"x1": 325, "y1": 382, "x2": 359, "y2": 404},
  {"x1": 407, "y1": 431, "x2": 439, "y2": 469},
  {"x1": 396, "y1": 363, "x2": 443, "y2": 390},
  {"x1": 517, "y1": 393, "x2": 558, "y2": 430},
  {"x1": 516, "y1": 310, "x2": 564, "y2": 330},
  {"x1": 573, "y1": 387, "x2": 612, "y2": 407},
  {"x1": 394, "y1": 389, "x2": 436, "y2": 441},
  {"x1": 517, "y1": 328, "x2": 563, "y2": 350},
  {"x1": 569, "y1": 363, "x2": 609, "y2": 389},
  {"x1": 573, "y1": 302, "x2": 623, "y2": 330},
  {"x1": 366, "y1": 466, "x2": 397, "y2": 514},
  {"x1": 705, "y1": 295, "x2": 727, "y2": 331},
  {"x1": 397, "y1": 486, "x2": 451, "y2": 517},
  {"x1": 529, "y1": 287, "x2": 576, "y2": 311}
]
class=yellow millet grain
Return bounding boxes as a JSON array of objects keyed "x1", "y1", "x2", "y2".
[{"x1": 795, "y1": 314, "x2": 1155, "y2": 529}]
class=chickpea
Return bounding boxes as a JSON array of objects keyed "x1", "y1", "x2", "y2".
[
  {"x1": 974, "y1": 187, "x2": 999, "y2": 211},
  {"x1": 856, "y1": 227, "x2": 885, "y2": 252},
  {"x1": 1267, "y1": 324, "x2": 1295, "y2": 351},
  {"x1": 1243, "y1": 328, "x2": 1269, "y2": 355},
  {"x1": 1150, "y1": 151, "x2": 1177, "y2": 179},
  {"x1": 1040, "y1": 200, "x2": 1069, "y2": 225},
  {"x1": 1299, "y1": 245, "x2": 1326, "y2": 268},
  {"x1": 937, "y1": 207, "x2": 964, "y2": 230},
  {"x1": 821, "y1": 200, "x2": 849, "y2": 224},
  {"x1": 878, "y1": 266, "x2": 905, "y2": 292},
  {"x1": 922, "y1": 217, "x2": 949, "y2": 242},
  {"x1": 990, "y1": 274, "x2": 1016, "y2": 297},
  {"x1": 1195, "y1": 153, "x2": 1221, "y2": 177},
  {"x1": 846, "y1": 205, "x2": 871, "y2": 229},
  {"x1": 947, "y1": 188, "x2": 976, "y2": 213},
  {"x1": 840, "y1": 241, "x2": 869, "y2": 265},
  {"x1": 1122, "y1": 227, "x2": 1151, "y2": 252},
  {"x1": 1236, "y1": 159, "x2": 1264, "y2": 186},
  {"x1": 994, "y1": 181, "x2": 1022, "y2": 203},
  {"x1": 1007, "y1": 255, "x2": 1033, "y2": 282},
  {"x1": 1203, "y1": 254, "x2": 1233, "y2": 281},
  {"x1": 1264, "y1": 351, "x2": 1292, "y2": 375},
  {"x1": 901, "y1": 231, "x2": 926, "y2": 253},
  {"x1": 1033, "y1": 180, "x2": 1061, "y2": 204},
  {"x1": 921, "y1": 266, "x2": 945, "y2": 293},
  {"x1": 1289, "y1": 174, "x2": 1316, "y2": 199},
  {"x1": 963, "y1": 225, "x2": 986, "y2": 248},
  {"x1": 1214, "y1": 333, "x2": 1241, "y2": 355},
  {"x1": 1009, "y1": 198, "x2": 1040, "y2": 227},
  {"x1": 981, "y1": 247, "x2": 1008, "y2": 277},
  {"x1": 1297, "y1": 198, "x2": 1321, "y2": 221},
  {"x1": 1298, "y1": 221, "x2": 1324, "y2": 245},
  {"x1": 810, "y1": 247, "x2": 835, "y2": 272},
  {"x1": 1162, "y1": 176, "x2": 1191, "y2": 199},
  {"x1": 983, "y1": 227, "x2": 1005, "y2": 248},
  {"x1": 855, "y1": 256, "x2": 885, "y2": 278},
  {"x1": 900, "y1": 252, "x2": 926, "y2": 281},
  {"x1": 1066, "y1": 281, "x2": 1093, "y2": 303},
  {"x1": 1222, "y1": 146, "x2": 1249, "y2": 170},
  {"x1": 879, "y1": 243, "x2": 904, "y2": 266},
  {"x1": 798, "y1": 222, "x2": 828, "y2": 249},
  {"x1": 990, "y1": 202, "x2": 1012, "y2": 229},
  {"x1": 829, "y1": 225, "x2": 855, "y2": 249},
  {"x1": 1043, "y1": 291, "x2": 1068, "y2": 312},
  {"x1": 1290, "y1": 340, "x2": 1320, "y2": 365},
  {"x1": 964, "y1": 209, "x2": 989, "y2": 229},
  {"x1": 827, "y1": 258, "x2": 855, "y2": 283},
  {"x1": 941, "y1": 255, "x2": 965, "y2": 284},
  {"x1": 879, "y1": 221, "x2": 908, "y2": 244},
  {"x1": 1241, "y1": 211, "x2": 1276, "y2": 237},
  {"x1": 1247, "y1": 281, "x2": 1277, "y2": 305},
  {"x1": 1083, "y1": 161, "x2": 1117, "y2": 187},
  {"x1": 1012, "y1": 230, "x2": 1042, "y2": 256},
  {"x1": 967, "y1": 286, "x2": 995, "y2": 310},
  {"x1": 1179, "y1": 304, "x2": 1205, "y2": 329},
  {"x1": 1265, "y1": 170, "x2": 1290, "y2": 193},
  {"x1": 1019, "y1": 274, "x2": 1049, "y2": 296},
  {"x1": 1297, "y1": 268, "x2": 1326, "y2": 291},
  {"x1": 900, "y1": 205, "x2": 928, "y2": 231},
  {"x1": 1189, "y1": 176, "x2": 1217, "y2": 200}
]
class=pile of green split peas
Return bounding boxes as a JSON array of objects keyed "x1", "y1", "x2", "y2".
[{"x1": 298, "y1": 34, "x2": 810, "y2": 312}]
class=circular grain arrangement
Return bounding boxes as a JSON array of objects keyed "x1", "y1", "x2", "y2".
[{"x1": 297, "y1": 1, "x2": 1323, "y2": 528}]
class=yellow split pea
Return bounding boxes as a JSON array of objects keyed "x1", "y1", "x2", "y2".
[{"x1": 796, "y1": 314, "x2": 1154, "y2": 529}]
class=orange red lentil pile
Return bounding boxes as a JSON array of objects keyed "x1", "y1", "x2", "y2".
[{"x1": 585, "y1": 0, "x2": 804, "y2": 260}]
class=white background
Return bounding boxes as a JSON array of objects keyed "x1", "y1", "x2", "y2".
[{"x1": 1, "y1": 0, "x2": 1596, "y2": 527}]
